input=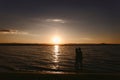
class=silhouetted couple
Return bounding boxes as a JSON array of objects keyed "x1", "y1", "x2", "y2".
[{"x1": 75, "y1": 47, "x2": 83, "y2": 70}]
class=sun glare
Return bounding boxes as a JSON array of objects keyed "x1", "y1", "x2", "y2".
[{"x1": 52, "y1": 37, "x2": 61, "y2": 44}]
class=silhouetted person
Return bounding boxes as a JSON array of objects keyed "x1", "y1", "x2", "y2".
[{"x1": 75, "y1": 47, "x2": 83, "y2": 70}]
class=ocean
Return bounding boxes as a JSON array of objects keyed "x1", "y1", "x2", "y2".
[{"x1": 0, "y1": 45, "x2": 120, "y2": 73}]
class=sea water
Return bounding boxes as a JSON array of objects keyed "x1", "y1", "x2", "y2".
[{"x1": 0, "y1": 45, "x2": 120, "y2": 72}]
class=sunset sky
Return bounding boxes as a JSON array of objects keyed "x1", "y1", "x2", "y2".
[{"x1": 0, "y1": 0, "x2": 120, "y2": 44}]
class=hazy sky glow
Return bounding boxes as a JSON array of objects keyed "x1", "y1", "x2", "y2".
[{"x1": 0, "y1": 0, "x2": 120, "y2": 44}]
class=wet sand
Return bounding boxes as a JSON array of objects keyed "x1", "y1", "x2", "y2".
[{"x1": 0, "y1": 71, "x2": 120, "y2": 80}]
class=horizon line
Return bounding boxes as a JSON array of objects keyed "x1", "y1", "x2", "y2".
[{"x1": 0, "y1": 43, "x2": 120, "y2": 45}]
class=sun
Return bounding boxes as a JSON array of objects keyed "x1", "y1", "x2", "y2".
[{"x1": 52, "y1": 36, "x2": 61, "y2": 44}]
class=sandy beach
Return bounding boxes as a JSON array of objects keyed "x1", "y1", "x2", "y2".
[{"x1": 0, "y1": 71, "x2": 120, "y2": 80}]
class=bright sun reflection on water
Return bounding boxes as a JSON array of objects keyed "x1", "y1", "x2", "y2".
[
  {"x1": 52, "y1": 45, "x2": 60, "y2": 69},
  {"x1": 54, "y1": 45, "x2": 59, "y2": 55}
]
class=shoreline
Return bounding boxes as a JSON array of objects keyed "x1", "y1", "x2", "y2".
[
  {"x1": 0, "y1": 72, "x2": 120, "y2": 80},
  {"x1": 0, "y1": 43, "x2": 120, "y2": 46}
]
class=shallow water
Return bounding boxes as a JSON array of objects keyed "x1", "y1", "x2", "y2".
[{"x1": 0, "y1": 45, "x2": 120, "y2": 72}]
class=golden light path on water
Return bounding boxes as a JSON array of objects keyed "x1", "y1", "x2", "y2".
[
  {"x1": 50, "y1": 45, "x2": 75, "y2": 74},
  {"x1": 52, "y1": 45, "x2": 60, "y2": 69}
]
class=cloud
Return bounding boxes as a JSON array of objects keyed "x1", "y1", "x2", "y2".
[
  {"x1": 46, "y1": 19, "x2": 65, "y2": 23},
  {"x1": 0, "y1": 29, "x2": 28, "y2": 35}
]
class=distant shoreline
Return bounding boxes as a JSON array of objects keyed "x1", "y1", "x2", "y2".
[{"x1": 0, "y1": 43, "x2": 119, "y2": 46}]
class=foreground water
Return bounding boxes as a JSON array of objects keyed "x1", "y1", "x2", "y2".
[{"x1": 0, "y1": 45, "x2": 120, "y2": 72}]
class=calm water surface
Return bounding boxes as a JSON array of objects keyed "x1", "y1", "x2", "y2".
[{"x1": 0, "y1": 45, "x2": 120, "y2": 72}]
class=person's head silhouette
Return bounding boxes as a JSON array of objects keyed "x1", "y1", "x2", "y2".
[{"x1": 78, "y1": 47, "x2": 81, "y2": 51}]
